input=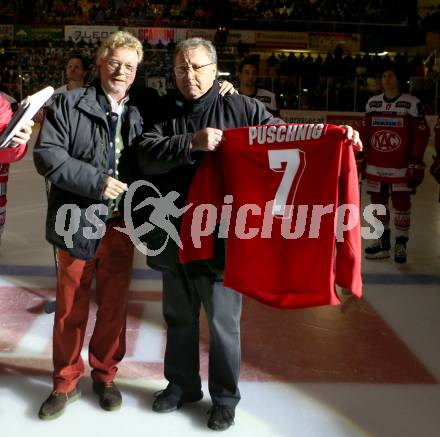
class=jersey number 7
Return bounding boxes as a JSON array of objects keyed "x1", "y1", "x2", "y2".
[{"x1": 268, "y1": 149, "x2": 305, "y2": 217}]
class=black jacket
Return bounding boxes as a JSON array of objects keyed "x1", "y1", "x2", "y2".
[
  {"x1": 136, "y1": 80, "x2": 282, "y2": 272},
  {"x1": 34, "y1": 82, "x2": 145, "y2": 259}
]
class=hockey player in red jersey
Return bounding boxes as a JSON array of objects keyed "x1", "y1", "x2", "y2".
[
  {"x1": 359, "y1": 66, "x2": 430, "y2": 263},
  {"x1": 0, "y1": 95, "x2": 34, "y2": 243}
]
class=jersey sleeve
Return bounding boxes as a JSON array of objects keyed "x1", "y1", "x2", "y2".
[
  {"x1": 335, "y1": 141, "x2": 362, "y2": 298},
  {"x1": 407, "y1": 116, "x2": 430, "y2": 161},
  {"x1": 0, "y1": 143, "x2": 28, "y2": 163},
  {"x1": 365, "y1": 96, "x2": 376, "y2": 113},
  {"x1": 0, "y1": 96, "x2": 28, "y2": 164},
  {"x1": 358, "y1": 113, "x2": 371, "y2": 155},
  {"x1": 408, "y1": 96, "x2": 426, "y2": 117},
  {"x1": 0, "y1": 95, "x2": 13, "y2": 132},
  {"x1": 435, "y1": 118, "x2": 440, "y2": 154},
  {"x1": 179, "y1": 152, "x2": 223, "y2": 263}
]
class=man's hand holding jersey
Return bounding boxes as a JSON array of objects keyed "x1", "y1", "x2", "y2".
[
  {"x1": 340, "y1": 125, "x2": 362, "y2": 152},
  {"x1": 190, "y1": 128, "x2": 223, "y2": 152}
]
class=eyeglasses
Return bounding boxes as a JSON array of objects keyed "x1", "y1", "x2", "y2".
[
  {"x1": 174, "y1": 62, "x2": 215, "y2": 78},
  {"x1": 105, "y1": 59, "x2": 137, "y2": 75}
]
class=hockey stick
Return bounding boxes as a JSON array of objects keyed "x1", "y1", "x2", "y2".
[{"x1": 44, "y1": 178, "x2": 57, "y2": 314}]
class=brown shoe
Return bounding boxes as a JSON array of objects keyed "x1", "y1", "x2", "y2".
[
  {"x1": 92, "y1": 381, "x2": 122, "y2": 411},
  {"x1": 38, "y1": 387, "x2": 81, "y2": 420}
]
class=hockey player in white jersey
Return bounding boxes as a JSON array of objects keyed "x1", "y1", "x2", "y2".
[
  {"x1": 54, "y1": 54, "x2": 88, "y2": 94},
  {"x1": 238, "y1": 58, "x2": 279, "y2": 116}
]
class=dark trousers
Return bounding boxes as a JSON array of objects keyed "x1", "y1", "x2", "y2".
[{"x1": 162, "y1": 266, "x2": 242, "y2": 407}]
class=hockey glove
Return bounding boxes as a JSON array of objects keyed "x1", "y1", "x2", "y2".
[{"x1": 406, "y1": 159, "x2": 425, "y2": 187}]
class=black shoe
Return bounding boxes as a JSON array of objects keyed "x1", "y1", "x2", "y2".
[
  {"x1": 207, "y1": 405, "x2": 235, "y2": 431},
  {"x1": 152, "y1": 387, "x2": 203, "y2": 413},
  {"x1": 365, "y1": 229, "x2": 391, "y2": 259},
  {"x1": 38, "y1": 387, "x2": 81, "y2": 420},
  {"x1": 92, "y1": 381, "x2": 122, "y2": 411},
  {"x1": 394, "y1": 237, "x2": 408, "y2": 264}
]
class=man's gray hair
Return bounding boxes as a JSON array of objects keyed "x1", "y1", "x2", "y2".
[{"x1": 174, "y1": 38, "x2": 217, "y2": 65}]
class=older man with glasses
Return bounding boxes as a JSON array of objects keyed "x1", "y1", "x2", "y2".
[
  {"x1": 34, "y1": 31, "x2": 146, "y2": 420},
  {"x1": 136, "y1": 37, "x2": 283, "y2": 431}
]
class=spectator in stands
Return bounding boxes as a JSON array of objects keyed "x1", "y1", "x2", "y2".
[{"x1": 238, "y1": 58, "x2": 278, "y2": 115}]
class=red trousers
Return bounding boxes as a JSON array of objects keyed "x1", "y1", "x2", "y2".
[{"x1": 52, "y1": 218, "x2": 134, "y2": 392}]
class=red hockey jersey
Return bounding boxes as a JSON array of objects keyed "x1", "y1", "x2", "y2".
[
  {"x1": 179, "y1": 124, "x2": 362, "y2": 309},
  {"x1": 362, "y1": 93, "x2": 430, "y2": 183},
  {"x1": 0, "y1": 95, "x2": 27, "y2": 165}
]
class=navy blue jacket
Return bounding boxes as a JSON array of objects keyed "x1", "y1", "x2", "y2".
[{"x1": 34, "y1": 82, "x2": 144, "y2": 259}]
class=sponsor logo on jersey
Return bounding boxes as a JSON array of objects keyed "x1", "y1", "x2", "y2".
[
  {"x1": 371, "y1": 117, "x2": 403, "y2": 127},
  {"x1": 371, "y1": 130, "x2": 401, "y2": 152},
  {"x1": 369, "y1": 101, "x2": 382, "y2": 108},
  {"x1": 396, "y1": 101, "x2": 411, "y2": 109}
]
